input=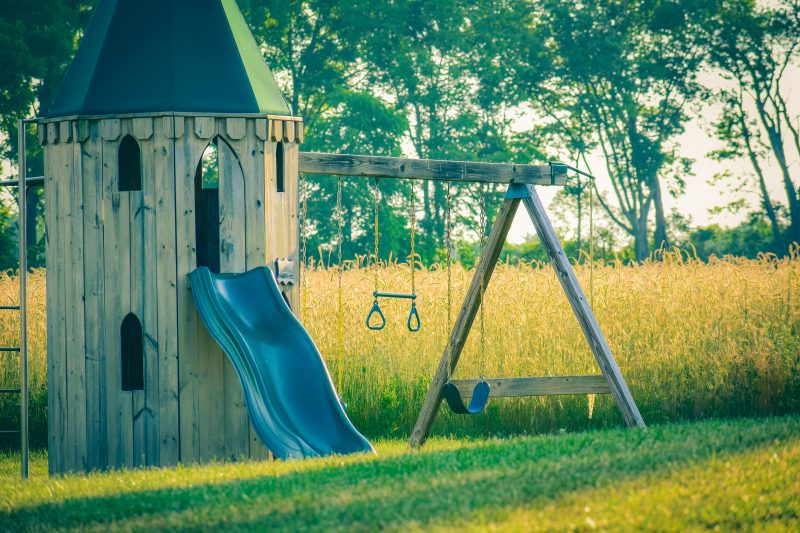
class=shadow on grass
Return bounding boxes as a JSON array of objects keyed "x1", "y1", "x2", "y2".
[{"x1": 5, "y1": 417, "x2": 799, "y2": 531}]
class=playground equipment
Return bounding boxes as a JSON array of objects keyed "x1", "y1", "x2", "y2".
[
  {"x1": 189, "y1": 266, "x2": 373, "y2": 459},
  {"x1": 27, "y1": 0, "x2": 642, "y2": 475},
  {"x1": 365, "y1": 179, "x2": 421, "y2": 332}
]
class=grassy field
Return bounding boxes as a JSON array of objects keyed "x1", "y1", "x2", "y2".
[
  {"x1": 1, "y1": 250, "x2": 799, "y2": 449},
  {"x1": 1, "y1": 416, "x2": 798, "y2": 531}
]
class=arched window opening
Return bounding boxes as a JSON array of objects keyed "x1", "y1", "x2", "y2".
[
  {"x1": 195, "y1": 140, "x2": 220, "y2": 272},
  {"x1": 118, "y1": 135, "x2": 142, "y2": 191},
  {"x1": 121, "y1": 313, "x2": 144, "y2": 392},
  {"x1": 276, "y1": 141, "x2": 285, "y2": 193}
]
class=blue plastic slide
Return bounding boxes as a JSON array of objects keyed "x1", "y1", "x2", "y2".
[{"x1": 189, "y1": 266, "x2": 374, "y2": 459}]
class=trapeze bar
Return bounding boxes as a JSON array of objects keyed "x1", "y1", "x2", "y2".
[{"x1": 373, "y1": 291, "x2": 416, "y2": 300}]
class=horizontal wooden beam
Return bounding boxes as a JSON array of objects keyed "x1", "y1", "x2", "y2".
[
  {"x1": 299, "y1": 152, "x2": 567, "y2": 185},
  {"x1": 0, "y1": 176, "x2": 44, "y2": 188},
  {"x1": 450, "y1": 375, "x2": 611, "y2": 398}
]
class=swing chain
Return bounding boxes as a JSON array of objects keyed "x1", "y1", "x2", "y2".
[
  {"x1": 445, "y1": 181, "x2": 453, "y2": 382},
  {"x1": 366, "y1": 178, "x2": 386, "y2": 331},
  {"x1": 478, "y1": 184, "x2": 487, "y2": 379},
  {"x1": 409, "y1": 181, "x2": 416, "y2": 296},
  {"x1": 589, "y1": 173, "x2": 594, "y2": 308},
  {"x1": 300, "y1": 173, "x2": 308, "y2": 323},
  {"x1": 336, "y1": 176, "x2": 344, "y2": 393},
  {"x1": 373, "y1": 178, "x2": 380, "y2": 294}
]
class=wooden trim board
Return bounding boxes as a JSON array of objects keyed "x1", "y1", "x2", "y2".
[
  {"x1": 299, "y1": 152, "x2": 567, "y2": 185},
  {"x1": 450, "y1": 376, "x2": 610, "y2": 397}
]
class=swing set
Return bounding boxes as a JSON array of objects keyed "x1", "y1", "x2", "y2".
[{"x1": 297, "y1": 152, "x2": 645, "y2": 447}]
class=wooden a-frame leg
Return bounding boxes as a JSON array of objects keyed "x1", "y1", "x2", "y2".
[
  {"x1": 521, "y1": 184, "x2": 645, "y2": 428},
  {"x1": 409, "y1": 194, "x2": 521, "y2": 447}
]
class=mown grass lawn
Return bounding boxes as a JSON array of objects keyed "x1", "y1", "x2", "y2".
[{"x1": 2, "y1": 416, "x2": 799, "y2": 532}]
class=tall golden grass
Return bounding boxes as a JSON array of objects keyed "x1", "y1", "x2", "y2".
[{"x1": 2, "y1": 249, "x2": 799, "y2": 448}]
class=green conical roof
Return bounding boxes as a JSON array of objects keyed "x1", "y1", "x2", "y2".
[{"x1": 47, "y1": 0, "x2": 291, "y2": 118}]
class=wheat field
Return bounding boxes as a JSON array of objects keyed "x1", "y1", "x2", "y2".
[{"x1": 1, "y1": 249, "x2": 799, "y2": 448}]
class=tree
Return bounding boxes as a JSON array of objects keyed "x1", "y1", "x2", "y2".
[
  {"x1": 708, "y1": 88, "x2": 784, "y2": 248},
  {"x1": 353, "y1": 0, "x2": 523, "y2": 261},
  {"x1": 506, "y1": 0, "x2": 710, "y2": 261},
  {"x1": 240, "y1": 0, "x2": 411, "y2": 262},
  {"x1": 706, "y1": 0, "x2": 800, "y2": 246},
  {"x1": 0, "y1": 0, "x2": 93, "y2": 269}
]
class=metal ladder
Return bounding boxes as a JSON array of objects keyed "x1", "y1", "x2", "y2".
[{"x1": 0, "y1": 118, "x2": 38, "y2": 479}]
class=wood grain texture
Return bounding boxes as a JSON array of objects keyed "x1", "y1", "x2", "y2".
[
  {"x1": 153, "y1": 116, "x2": 180, "y2": 466},
  {"x1": 129, "y1": 150, "x2": 147, "y2": 468},
  {"x1": 242, "y1": 121, "x2": 270, "y2": 460},
  {"x1": 80, "y1": 121, "x2": 107, "y2": 471},
  {"x1": 409, "y1": 195, "x2": 521, "y2": 447},
  {"x1": 175, "y1": 117, "x2": 203, "y2": 462},
  {"x1": 132, "y1": 118, "x2": 153, "y2": 140},
  {"x1": 102, "y1": 123, "x2": 134, "y2": 469},
  {"x1": 44, "y1": 139, "x2": 65, "y2": 473},
  {"x1": 450, "y1": 376, "x2": 610, "y2": 398},
  {"x1": 520, "y1": 185, "x2": 645, "y2": 428},
  {"x1": 194, "y1": 116, "x2": 215, "y2": 140},
  {"x1": 66, "y1": 124, "x2": 87, "y2": 472},
  {"x1": 225, "y1": 118, "x2": 246, "y2": 140},
  {"x1": 218, "y1": 138, "x2": 249, "y2": 460},
  {"x1": 134, "y1": 121, "x2": 160, "y2": 466},
  {"x1": 299, "y1": 152, "x2": 567, "y2": 185}
]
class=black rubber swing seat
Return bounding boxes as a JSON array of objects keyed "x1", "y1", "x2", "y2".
[{"x1": 442, "y1": 380, "x2": 490, "y2": 415}]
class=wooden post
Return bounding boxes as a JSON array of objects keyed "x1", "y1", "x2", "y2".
[
  {"x1": 520, "y1": 184, "x2": 645, "y2": 428},
  {"x1": 409, "y1": 194, "x2": 521, "y2": 447}
]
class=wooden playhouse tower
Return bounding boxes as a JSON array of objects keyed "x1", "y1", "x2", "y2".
[{"x1": 39, "y1": 0, "x2": 302, "y2": 474}]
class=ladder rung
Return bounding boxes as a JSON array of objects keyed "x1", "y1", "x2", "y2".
[
  {"x1": 0, "y1": 347, "x2": 20, "y2": 352},
  {"x1": 0, "y1": 430, "x2": 20, "y2": 434},
  {"x1": 0, "y1": 388, "x2": 21, "y2": 394},
  {"x1": 0, "y1": 305, "x2": 20, "y2": 310}
]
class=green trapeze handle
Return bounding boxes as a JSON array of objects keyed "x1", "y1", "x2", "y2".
[
  {"x1": 366, "y1": 300, "x2": 386, "y2": 330},
  {"x1": 407, "y1": 301, "x2": 421, "y2": 332}
]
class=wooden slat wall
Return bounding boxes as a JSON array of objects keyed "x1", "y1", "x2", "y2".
[
  {"x1": 218, "y1": 136, "x2": 249, "y2": 461},
  {"x1": 65, "y1": 122, "x2": 88, "y2": 472},
  {"x1": 129, "y1": 117, "x2": 160, "y2": 467},
  {"x1": 44, "y1": 114, "x2": 302, "y2": 472},
  {"x1": 192, "y1": 117, "x2": 223, "y2": 462},
  {"x1": 129, "y1": 120, "x2": 147, "y2": 467},
  {"x1": 80, "y1": 120, "x2": 107, "y2": 471},
  {"x1": 175, "y1": 116, "x2": 205, "y2": 463},
  {"x1": 44, "y1": 128, "x2": 65, "y2": 474},
  {"x1": 265, "y1": 138, "x2": 300, "y2": 311},
  {"x1": 153, "y1": 117, "x2": 180, "y2": 466},
  {"x1": 243, "y1": 119, "x2": 270, "y2": 460},
  {"x1": 101, "y1": 118, "x2": 135, "y2": 469}
]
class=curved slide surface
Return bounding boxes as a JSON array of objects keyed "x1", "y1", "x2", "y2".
[{"x1": 189, "y1": 266, "x2": 374, "y2": 459}]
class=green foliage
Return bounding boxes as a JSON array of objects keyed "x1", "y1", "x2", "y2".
[
  {"x1": 680, "y1": 213, "x2": 789, "y2": 260},
  {"x1": 0, "y1": 196, "x2": 17, "y2": 271},
  {"x1": 2, "y1": 417, "x2": 799, "y2": 531},
  {"x1": 0, "y1": 0, "x2": 796, "y2": 267}
]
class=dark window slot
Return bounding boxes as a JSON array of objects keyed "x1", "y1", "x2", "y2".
[
  {"x1": 121, "y1": 313, "x2": 144, "y2": 391},
  {"x1": 276, "y1": 141, "x2": 285, "y2": 193},
  {"x1": 118, "y1": 135, "x2": 142, "y2": 191}
]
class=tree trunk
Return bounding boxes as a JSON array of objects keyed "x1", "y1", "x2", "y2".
[
  {"x1": 633, "y1": 219, "x2": 649, "y2": 262},
  {"x1": 651, "y1": 176, "x2": 669, "y2": 251},
  {"x1": 633, "y1": 199, "x2": 653, "y2": 262},
  {"x1": 737, "y1": 104, "x2": 782, "y2": 246},
  {"x1": 754, "y1": 99, "x2": 800, "y2": 245}
]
